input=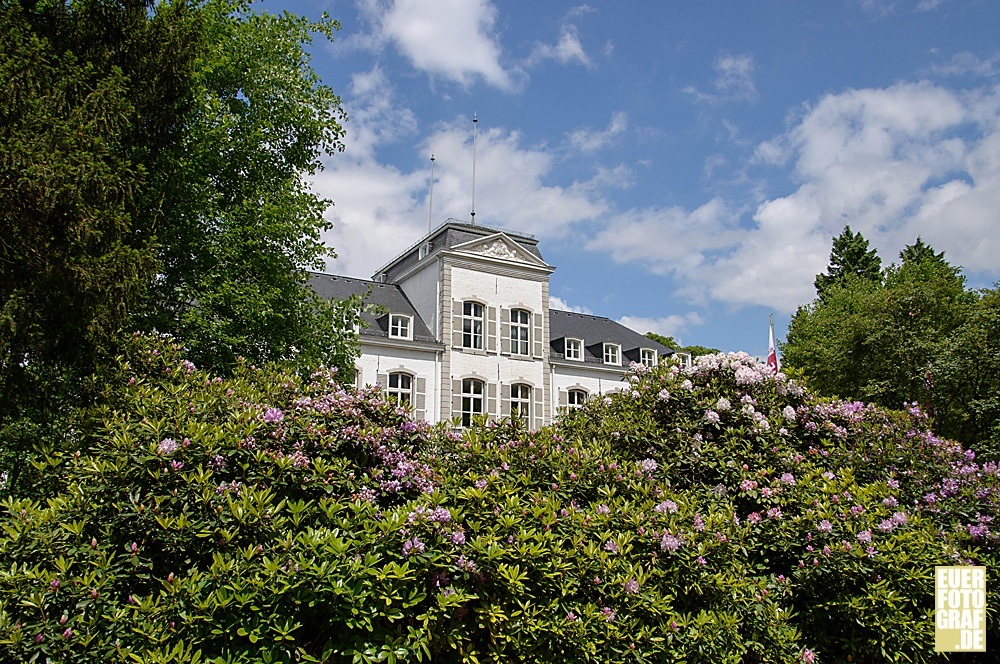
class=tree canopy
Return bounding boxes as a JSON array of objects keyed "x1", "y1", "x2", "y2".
[
  {"x1": 1, "y1": 0, "x2": 359, "y2": 494},
  {"x1": 644, "y1": 332, "x2": 720, "y2": 359},
  {"x1": 784, "y1": 234, "x2": 998, "y2": 455},
  {"x1": 813, "y1": 225, "x2": 882, "y2": 300}
]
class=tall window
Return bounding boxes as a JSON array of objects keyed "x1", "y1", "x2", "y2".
[
  {"x1": 510, "y1": 383, "x2": 531, "y2": 423},
  {"x1": 389, "y1": 314, "x2": 411, "y2": 339},
  {"x1": 461, "y1": 378, "x2": 484, "y2": 427},
  {"x1": 565, "y1": 338, "x2": 582, "y2": 361},
  {"x1": 387, "y1": 372, "x2": 412, "y2": 406},
  {"x1": 568, "y1": 389, "x2": 587, "y2": 408},
  {"x1": 462, "y1": 302, "x2": 484, "y2": 349},
  {"x1": 603, "y1": 343, "x2": 620, "y2": 365},
  {"x1": 640, "y1": 348, "x2": 657, "y2": 368},
  {"x1": 510, "y1": 309, "x2": 530, "y2": 356}
]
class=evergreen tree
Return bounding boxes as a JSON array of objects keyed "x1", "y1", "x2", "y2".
[{"x1": 814, "y1": 225, "x2": 882, "y2": 300}]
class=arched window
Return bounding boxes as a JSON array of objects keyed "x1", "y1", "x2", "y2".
[
  {"x1": 568, "y1": 389, "x2": 587, "y2": 408},
  {"x1": 387, "y1": 372, "x2": 412, "y2": 406},
  {"x1": 462, "y1": 302, "x2": 484, "y2": 349},
  {"x1": 510, "y1": 309, "x2": 530, "y2": 356},
  {"x1": 461, "y1": 378, "x2": 484, "y2": 427},
  {"x1": 510, "y1": 383, "x2": 531, "y2": 423}
]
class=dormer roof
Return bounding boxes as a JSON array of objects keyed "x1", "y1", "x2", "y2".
[
  {"x1": 308, "y1": 273, "x2": 439, "y2": 345},
  {"x1": 548, "y1": 309, "x2": 674, "y2": 364}
]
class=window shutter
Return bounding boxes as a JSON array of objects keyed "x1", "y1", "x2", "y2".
[
  {"x1": 452, "y1": 301, "x2": 463, "y2": 347},
  {"x1": 534, "y1": 387, "x2": 544, "y2": 430},
  {"x1": 533, "y1": 313, "x2": 544, "y2": 357},
  {"x1": 487, "y1": 306, "x2": 498, "y2": 352},
  {"x1": 559, "y1": 389, "x2": 568, "y2": 406},
  {"x1": 377, "y1": 373, "x2": 388, "y2": 391},
  {"x1": 452, "y1": 379, "x2": 462, "y2": 422},
  {"x1": 414, "y1": 377, "x2": 426, "y2": 420},
  {"x1": 501, "y1": 383, "x2": 511, "y2": 416},
  {"x1": 487, "y1": 382, "x2": 497, "y2": 419},
  {"x1": 500, "y1": 308, "x2": 511, "y2": 355}
]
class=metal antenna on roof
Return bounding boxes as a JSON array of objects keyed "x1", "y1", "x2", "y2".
[
  {"x1": 471, "y1": 112, "x2": 478, "y2": 225},
  {"x1": 427, "y1": 154, "x2": 435, "y2": 233}
]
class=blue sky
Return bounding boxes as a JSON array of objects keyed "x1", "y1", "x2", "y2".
[{"x1": 271, "y1": 0, "x2": 1000, "y2": 356}]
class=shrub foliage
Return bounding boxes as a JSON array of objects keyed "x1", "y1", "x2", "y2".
[{"x1": 1, "y1": 336, "x2": 997, "y2": 662}]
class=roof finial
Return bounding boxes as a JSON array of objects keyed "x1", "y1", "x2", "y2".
[
  {"x1": 471, "y1": 112, "x2": 478, "y2": 225},
  {"x1": 427, "y1": 154, "x2": 436, "y2": 233}
]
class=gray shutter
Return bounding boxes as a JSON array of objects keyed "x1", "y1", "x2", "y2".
[
  {"x1": 501, "y1": 383, "x2": 511, "y2": 417},
  {"x1": 533, "y1": 313, "x2": 544, "y2": 357},
  {"x1": 377, "y1": 373, "x2": 388, "y2": 391},
  {"x1": 559, "y1": 389, "x2": 568, "y2": 406},
  {"x1": 487, "y1": 306, "x2": 498, "y2": 352},
  {"x1": 414, "y1": 377, "x2": 426, "y2": 420},
  {"x1": 452, "y1": 379, "x2": 462, "y2": 423},
  {"x1": 487, "y1": 382, "x2": 497, "y2": 420},
  {"x1": 452, "y1": 301, "x2": 463, "y2": 347},
  {"x1": 534, "y1": 387, "x2": 544, "y2": 430},
  {"x1": 500, "y1": 308, "x2": 511, "y2": 355}
]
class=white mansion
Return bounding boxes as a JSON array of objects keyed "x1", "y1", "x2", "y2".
[{"x1": 310, "y1": 219, "x2": 679, "y2": 428}]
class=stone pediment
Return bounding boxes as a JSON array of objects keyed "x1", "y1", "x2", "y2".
[{"x1": 451, "y1": 233, "x2": 547, "y2": 267}]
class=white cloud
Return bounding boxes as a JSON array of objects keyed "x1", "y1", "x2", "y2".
[
  {"x1": 568, "y1": 111, "x2": 628, "y2": 152},
  {"x1": 930, "y1": 51, "x2": 1000, "y2": 78},
  {"x1": 359, "y1": 0, "x2": 518, "y2": 90},
  {"x1": 686, "y1": 52, "x2": 757, "y2": 104},
  {"x1": 549, "y1": 296, "x2": 592, "y2": 314},
  {"x1": 527, "y1": 24, "x2": 591, "y2": 67},
  {"x1": 618, "y1": 313, "x2": 705, "y2": 342},
  {"x1": 585, "y1": 80, "x2": 1000, "y2": 313},
  {"x1": 314, "y1": 75, "x2": 608, "y2": 277}
]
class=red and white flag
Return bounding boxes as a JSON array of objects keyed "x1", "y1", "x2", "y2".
[{"x1": 767, "y1": 314, "x2": 780, "y2": 373}]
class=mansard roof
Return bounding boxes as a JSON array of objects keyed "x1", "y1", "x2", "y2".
[
  {"x1": 378, "y1": 219, "x2": 545, "y2": 281},
  {"x1": 308, "y1": 273, "x2": 439, "y2": 345},
  {"x1": 548, "y1": 309, "x2": 674, "y2": 364}
]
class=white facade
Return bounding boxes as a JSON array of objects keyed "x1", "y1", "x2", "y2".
[{"x1": 316, "y1": 220, "x2": 675, "y2": 429}]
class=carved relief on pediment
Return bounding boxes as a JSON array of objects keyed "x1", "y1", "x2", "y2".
[{"x1": 475, "y1": 239, "x2": 520, "y2": 261}]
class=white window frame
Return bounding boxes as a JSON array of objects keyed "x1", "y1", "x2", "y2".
[
  {"x1": 510, "y1": 383, "x2": 531, "y2": 423},
  {"x1": 462, "y1": 302, "x2": 485, "y2": 350},
  {"x1": 565, "y1": 338, "x2": 583, "y2": 361},
  {"x1": 510, "y1": 309, "x2": 530, "y2": 356},
  {"x1": 640, "y1": 348, "x2": 657, "y2": 368},
  {"x1": 389, "y1": 314, "x2": 412, "y2": 340},
  {"x1": 461, "y1": 378, "x2": 485, "y2": 427},
  {"x1": 387, "y1": 372, "x2": 413, "y2": 406},
  {"x1": 568, "y1": 389, "x2": 587, "y2": 408},
  {"x1": 418, "y1": 241, "x2": 433, "y2": 260},
  {"x1": 603, "y1": 343, "x2": 621, "y2": 366}
]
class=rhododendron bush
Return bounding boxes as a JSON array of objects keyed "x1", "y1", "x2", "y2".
[{"x1": 0, "y1": 336, "x2": 996, "y2": 662}]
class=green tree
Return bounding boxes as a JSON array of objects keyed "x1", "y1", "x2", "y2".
[
  {"x1": 135, "y1": 0, "x2": 357, "y2": 374},
  {"x1": 785, "y1": 236, "x2": 997, "y2": 453},
  {"x1": 814, "y1": 225, "x2": 882, "y2": 300},
  {"x1": 645, "y1": 332, "x2": 720, "y2": 359},
  {"x1": 1, "y1": 0, "x2": 201, "y2": 493},
  {"x1": 1, "y1": 0, "x2": 358, "y2": 495}
]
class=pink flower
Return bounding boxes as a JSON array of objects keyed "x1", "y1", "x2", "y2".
[
  {"x1": 262, "y1": 408, "x2": 284, "y2": 423},
  {"x1": 624, "y1": 578, "x2": 640, "y2": 594}
]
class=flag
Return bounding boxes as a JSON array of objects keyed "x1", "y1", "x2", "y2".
[{"x1": 767, "y1": 314, "x2": 780, "y2": 373}]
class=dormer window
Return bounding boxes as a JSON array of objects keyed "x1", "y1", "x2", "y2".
[
  {"x1": 389, "y1": 314, "x2": 412, "y2": 340},
  {"x1": 603, "y1": 343, "x2": 621, "y2": 366},
  {"x1": 565, "y1": 338, "x2": 583, "y2": 361},
  {"x1": 418, "y1": 241, "x2": 433, "y2": 260},
  {"x1": 640, "y1": 348, "x2": 657, "y2": 368}
]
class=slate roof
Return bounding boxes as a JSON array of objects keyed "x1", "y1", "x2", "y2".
[
  {"x1": 380, "y1": 219, "x2": 544, "y2": 282},
  {"x1": 308, "y1": 273, "x2": 439, "y2": 345},
  {"x1": 548, "y1": 309, "x2": 674, "y2": 365}
]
